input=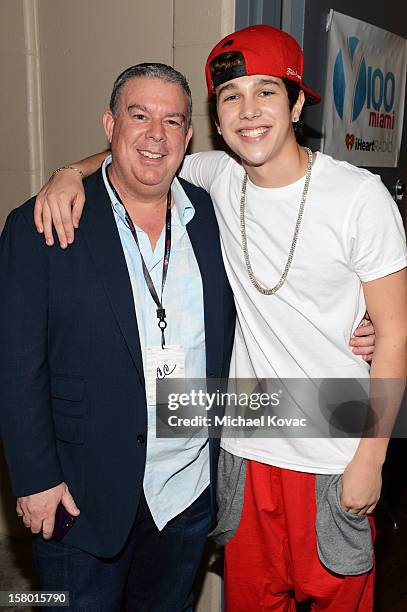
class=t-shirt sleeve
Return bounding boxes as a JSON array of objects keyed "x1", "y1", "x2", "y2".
[
  {"x1": 179, "y1": 151, "x2": 227, "y2": 191},
  {"x1": 346, "y1": 175, "x2": 407, "y2": 282}
]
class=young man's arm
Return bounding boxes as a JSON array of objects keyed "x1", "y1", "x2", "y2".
[
  {"x1": 31, "y1": 149, "x2": 378, "y2": 356},
  {"x1": 341, "y1": 268, "x2": 407, "y2": 514},
  {"x1": 34, "y1": 149, "x2": 223, "y2": 248},
  {"x1": 34, "y1": 150, "x2": 109, "y2": 248}
]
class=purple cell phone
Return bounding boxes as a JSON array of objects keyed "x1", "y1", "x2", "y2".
[{"x1": 52, "y1": 503, "x2": 76, "y2": 541}]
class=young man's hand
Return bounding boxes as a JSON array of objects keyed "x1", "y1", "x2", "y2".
[
  {"x1": 34, "y1": 169, "x2": 86, "y2": 249},
  {"x1": 16, "y1": 481, "x2": 80, "y2": 539},
  {"x1": 340, "y1": 455, "x2": 382, "y2": 515},
  {"x1": 34, "y1": 151, "x2": 108, "y2": 247}
]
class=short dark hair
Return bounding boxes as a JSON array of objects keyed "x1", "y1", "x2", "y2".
[
  {"x1": 109, "y1": 63, "x2": 192, "y2": 129},
  {"x1": 208, "y1": 51, "x2": 301, "y2": 122}
]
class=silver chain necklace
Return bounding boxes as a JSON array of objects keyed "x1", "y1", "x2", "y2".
[{"x1": 240, "y1": 147, "x2": 313, "y2": 295}]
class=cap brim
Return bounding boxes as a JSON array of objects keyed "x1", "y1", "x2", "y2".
[{"x1": 302, "y1": 83, "x2": 321, "y2": 105}]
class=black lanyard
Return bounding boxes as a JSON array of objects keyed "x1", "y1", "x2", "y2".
[{"x1": 107, "y1": 169, "x2": 172, "y2": 349}]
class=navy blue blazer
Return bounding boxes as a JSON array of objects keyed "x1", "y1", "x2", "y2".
[{"x1": 0, "y1": 169, "x2": 236, "y2": 557}]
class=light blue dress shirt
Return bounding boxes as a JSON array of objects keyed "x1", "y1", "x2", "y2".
[{"x1": 102, "y1": 157, "x2": 209, "y2": 529}]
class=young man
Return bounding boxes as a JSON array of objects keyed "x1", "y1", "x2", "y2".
[{"x1": 33, "y1": 26, "x2": 406, "y2": 611}]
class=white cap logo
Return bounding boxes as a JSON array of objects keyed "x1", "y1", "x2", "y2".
[{"x1": 286, "y1": 67, "x2": 301, "y2": 80}]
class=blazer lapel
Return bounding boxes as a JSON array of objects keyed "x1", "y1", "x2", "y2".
[
  {"x1": 185, "y1": 194, "x2": 224, "y2": 378},
  {"x1": 80, "y1": 171, "x2": 145, "y2": 382}
]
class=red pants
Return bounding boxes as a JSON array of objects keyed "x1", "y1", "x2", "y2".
[{"x1": 224, "y1": 460, "x2": 375, "y2": 611}]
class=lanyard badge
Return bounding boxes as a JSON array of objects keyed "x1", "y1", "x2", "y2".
[
  {"x1": 124, "y1": 193, "x2": 171, "y2": 349},
  {"x1": 107, "y1": 169, "x2": 172, "y2": 349}
]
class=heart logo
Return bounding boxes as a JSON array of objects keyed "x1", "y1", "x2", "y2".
[{"x1": 345, "y1": 133, "x2": 355, "y2": 150}]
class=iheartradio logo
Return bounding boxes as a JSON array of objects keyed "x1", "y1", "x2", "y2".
[
  {"x1": 345, "y1": 133, "x2": 355, "y2": 150},
  {"x1": 345, "y1": 134, "x2": 376, "y2": 152}
]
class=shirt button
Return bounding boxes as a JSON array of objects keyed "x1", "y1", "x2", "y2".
[{"x1": 137, "y1": 434, "x2": 145, "y2": 444}]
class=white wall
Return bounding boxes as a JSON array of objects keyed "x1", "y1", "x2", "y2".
[
  {"x1": 0, "y1": 0, "x2": 42, "y2": 231},
  {"x1": 174, "y1": 0, "x2": 235, "y2": 152},
  {"x1": 37, "y1": 0, "x2": 174, "y2": 177}
]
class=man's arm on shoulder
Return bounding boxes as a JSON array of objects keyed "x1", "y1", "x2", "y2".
[
  {"x1": 0, "y1": 206, "x2": 79, "y2": 536},
  {"x1": 33, "y1": 149, "x2": 227, "y2": 249}
]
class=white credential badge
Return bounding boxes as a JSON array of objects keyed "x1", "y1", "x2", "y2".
[{"x1": 146, "y1": 345, "x2": 185, "y2": 406}]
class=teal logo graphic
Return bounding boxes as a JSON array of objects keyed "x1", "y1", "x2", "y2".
[
  {"x1": 333, "y1": 37, "x2": 396, "y2": 123},
  {"x1": 333, "y1": 37, "x2": 366, "y2": 121}
]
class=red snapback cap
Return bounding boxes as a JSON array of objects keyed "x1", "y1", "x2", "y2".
[{"x1": 205, "y1": 24, "x2": 321, "y2": 105}]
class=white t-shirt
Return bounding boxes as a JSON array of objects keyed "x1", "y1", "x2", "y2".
[{"x1": 180, "y1": 151, "x2": 407, "y2": 473}]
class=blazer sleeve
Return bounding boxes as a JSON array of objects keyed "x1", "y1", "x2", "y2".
[{"x1": 0, "y1": 206, "x2": 63, "y2": 497}]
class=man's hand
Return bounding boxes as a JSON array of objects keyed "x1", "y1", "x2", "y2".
[
  {"x1": 340, "y1": 455, "x2": 382, "y2": 515},
  {"x1": 34, "y1": 170, "x2": 85, "y2": 249},
  {"x1": 349, "y1": 313, "x2": 375, "y2": 362},
  {"x1": 16, "y1": 482, "x2": 80, "y2": 539}
]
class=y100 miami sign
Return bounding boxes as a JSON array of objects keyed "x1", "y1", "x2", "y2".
[{"x1": 322, "y1": 11, "x2": 407, "y2": 167}]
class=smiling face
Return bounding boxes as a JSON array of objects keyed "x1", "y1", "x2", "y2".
[
  {"x1": 216, "y1": 74, "x2": 304, "y2": 179},
  {"x1": 103, "y1": 76, "x2": 193, "y2": 199}
]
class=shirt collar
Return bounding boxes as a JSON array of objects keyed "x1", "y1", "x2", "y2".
[{"x1": 102, "y1": 155, "x2": 195, "y2": 227}]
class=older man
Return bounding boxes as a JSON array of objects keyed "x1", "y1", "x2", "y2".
[{"x1": 0, "y1": 63, "x2": 235, "y2": 611}]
